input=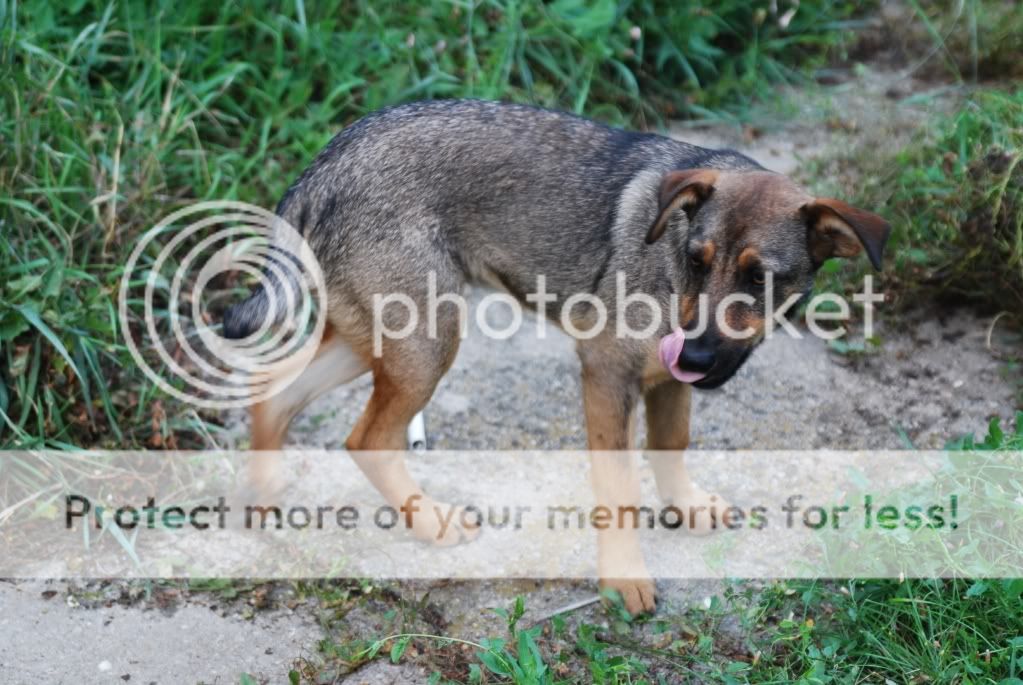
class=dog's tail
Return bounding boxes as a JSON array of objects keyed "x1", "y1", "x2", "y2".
[
  {"x1": 222, "y1": 282, "x2": 275, "y2": 340},
  {"x1": 222, "y1": 197, "x2": 310, "y2": 340}
]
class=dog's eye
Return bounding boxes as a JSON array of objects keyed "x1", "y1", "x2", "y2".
[
  {"x1": 751, "y1": 269, "x2": 767, "y2": 286},
  {"x1": 690, "y1": 255, "x2": 703, "y2": 270}
]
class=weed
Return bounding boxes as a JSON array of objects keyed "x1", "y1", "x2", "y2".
[
  {"x1": 823, "y1": 89, "x2": 1023, "y2": 319},
  {"x1": 910, "y1": 0, "x2": 1023, "y2": 82}
]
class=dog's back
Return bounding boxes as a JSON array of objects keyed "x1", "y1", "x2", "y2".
[{"x1": 224, "y1": 99, "x2": 760, "y2": 339}]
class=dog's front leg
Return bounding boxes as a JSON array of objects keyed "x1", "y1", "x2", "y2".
[
  {"x1": 580, "y1": 364, "x2": 656, "y2": 616},
  {"x1": 645, "y1": 380, "x2": 729, "y2": 535}
]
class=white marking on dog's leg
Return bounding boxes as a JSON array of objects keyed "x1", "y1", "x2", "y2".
[
  {"x1": 407, "y1": 411, "x2": 427, "y2": 452},
  {"x1": 253, "y1": 332, "x2": 370, "y2": 448}
]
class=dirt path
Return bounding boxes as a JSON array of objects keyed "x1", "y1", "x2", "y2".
[
  {"x1": 0, "y1": 579, "x2": 322, "y2": 684},
  {"x1": 1, "y1": 68, "x2": 1018, "y2": 685}
]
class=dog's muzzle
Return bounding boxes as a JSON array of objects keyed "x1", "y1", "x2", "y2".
[{"x1": 658, "y1": 328, "x2": 707, "y2": 384}]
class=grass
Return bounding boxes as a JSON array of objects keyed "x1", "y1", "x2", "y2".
[
  {"x1": 802, "y1": 1, "x2": 1023, "y2": 322},
  {"x1": 286, "y1": 417, "x2": 1023, "y2": 684},
  {"x1": 0, "y1": 0, "x2": 865, "y2": 456},
  {"x1": 859, "y1": 89, "x2": 1023, "y2": 317},
  {"x1": 749, "y1": 417, "x2": 1023, "y2": 684},
  {"x1": 805, "y1": 86, "x2": 1023, "y2": 339},
  {"x1": 907, "y1": 0, "x2": 1023, "y2": 82}
]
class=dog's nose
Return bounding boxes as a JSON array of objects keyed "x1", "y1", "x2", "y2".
[{"x1": 678, "y1": 337, "x2": 716, "y2": 373}]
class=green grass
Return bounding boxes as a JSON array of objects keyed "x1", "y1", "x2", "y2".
[
  {"x1": 298, "y1": 418, "x2": 1023, "y2": 684},
  {"x1": 864, "y1": 89, "x2": 1023, "y2": 315},
  {"x1": 748, "y1": 417, "x2": 1023, "y2": 684},
  {"x1": 908, "y1": 0, "x2": 1023, "y2": 82},
  {"x1": 2, "y1": 4, "x2": 1020, "y2": 683},
  {"x1": 809, "y1": 87, "x2": 1023, "y2": 327}
]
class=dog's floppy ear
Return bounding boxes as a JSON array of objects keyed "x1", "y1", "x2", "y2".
[
  {"x1": 645, "y1": 169, "x2": 719, "y2": 244},
  {"x1": 801, "y1": 198, "x2": 891, "y2": 270}
]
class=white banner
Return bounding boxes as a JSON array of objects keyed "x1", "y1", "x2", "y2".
[{"x1": 1, "y1": 450, "x2": 1019, "y2": 579}]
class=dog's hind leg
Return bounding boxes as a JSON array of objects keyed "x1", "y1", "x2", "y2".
[
  {"x1": 644, "y1": 380, "x2": 729, "y2": 535},
  {"x1": 344, "y1": 309, "x2": 479, "y2": 547},
  {"x1": 245, "y1": 325, "x2": 369, "y2": 492}
]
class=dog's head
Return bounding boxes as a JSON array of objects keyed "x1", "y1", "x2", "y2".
[{"x1": 646, "y1": 168, "x2": 890, "y2": 389}]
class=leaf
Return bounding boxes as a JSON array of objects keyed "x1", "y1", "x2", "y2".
[
  {"x1": 42, "y1": 263, "x2": 65, "y2": 298},
  {"x1": 0, "y1": 309, "x2": 30, "y2": 342},
  {"x1": 1002, "y1": 578, "x2": 1023, "y2": 599},
  {"x1": 14, "y1": 305, "x2": 84, "y2": 381},
  {"x1": 6, "y1": 274, "x2": 43, "y2": 296},
  {"x1": 364, "y1": 639, "x2": 385, "y2": 659},
  {"x1": 820, "y1": 258, "x2": 843, "y2": 274},
  {"x1": 239, "y1": 675, "x2": 257, "y2": 685},
  {"x1": 983, "y1": 418, "x2": 1005, "y2": 449},
  {"x1": 390, "y1": 636, "x2": 410, "y2": 664},
  {"x1": 478, "y1": 645, "x2": 513, "y2": 677},
  {"x1": 550, "y1": 0, "x2": 616, "y2": 39},
  {"x1": 965, "y1": 581, "x2": 989, "y2": 598},
  {"x1": 726, "y1": 660, "x2": 750, "y2": 673}
]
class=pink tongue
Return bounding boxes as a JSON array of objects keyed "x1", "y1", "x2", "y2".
[{"x1": 658, "y1": 328, "x2": 707, "y2": 384}]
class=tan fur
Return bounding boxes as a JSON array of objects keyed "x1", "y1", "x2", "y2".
[
  {"x1": 246, "y1": 326, "x2": 370, "y2": 493},
  {"x1": 679, "y1": 294, "x2": 698, "y2": 326},
  {"x1": 726, "y1": 309, "x2": 766, "y2": 339},
  {"x1": 737, "y1": 246, "x2": 760, "y2": 271},
  {"x1": 646, "y1": 169, "x2": 719, "y2": 244},
  {"x1": 579, "y1": 364, "x2": 653, "y2": 612},
  {"x1": 804, "y1": 197, "x2": 891, "y2": 269},
  {"x1": 699, "y1": 241, "x2": 716, "y2": 265}
]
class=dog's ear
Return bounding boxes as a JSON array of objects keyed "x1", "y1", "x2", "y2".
[
  {"x1": 801, "y1": 198, "x2": 891, "y2": 270},
  {"x1": 645, "y1": 169, "x2": 719, "y2": 244}
]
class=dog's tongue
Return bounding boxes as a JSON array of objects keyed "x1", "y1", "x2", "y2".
[{"x1": 658, "y1": 328, "x2": 707, "y2": 384}]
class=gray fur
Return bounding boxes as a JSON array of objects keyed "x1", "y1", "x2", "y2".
[
  {"x1": 222, "y1": 99, "x2": 887, "y2": 395},
  {"x1": 225, "y1": 99, "x2": 762, "y2": 343}
]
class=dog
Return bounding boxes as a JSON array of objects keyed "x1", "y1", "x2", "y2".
[{"x1": 223, "y1": 99, "x2": 890, "y2": 616}]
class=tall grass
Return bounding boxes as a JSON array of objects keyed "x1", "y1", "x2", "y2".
[{"x1": 0, "y1": 0, "x2": 863, "y2": 452}]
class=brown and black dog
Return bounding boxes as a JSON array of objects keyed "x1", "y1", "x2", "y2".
[{"x1": 224, "y1": 100, "x2": 890, "y2": 615}]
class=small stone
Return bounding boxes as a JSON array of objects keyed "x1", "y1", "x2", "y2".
[{"x1": 98, "y1": 661, "x2": 112, "y2": 672}]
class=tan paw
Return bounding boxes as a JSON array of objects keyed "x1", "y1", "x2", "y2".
[
  {"x1": 409, "y1": 500, "x2": 482, "y2": 547},
  {"x1": 672, "y1": 486, "x2": 731, "y2": 536},
  {"x1": 600, "y1": 577, "x2": 657, "y2": 617}
]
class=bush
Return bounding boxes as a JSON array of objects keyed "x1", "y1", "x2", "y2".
[{"x1": 860, "y1": 90, "x2": 1023, "y2": 315}]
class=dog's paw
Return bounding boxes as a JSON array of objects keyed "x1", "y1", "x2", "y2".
[
  {"x1": 236, "y1": 454, "x2": 287, "y2": 502},
  {"x1": 600, "y1": 577, "x2": 657, "y2": 616},
  {"x1": 411, "y1": 500, "x2": 482, "y2": 547},
  {"x1": 672, "y1": 486, "x2": 731, "y2": 536}
]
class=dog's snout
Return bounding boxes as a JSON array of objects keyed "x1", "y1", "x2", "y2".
[{"x1": 678, "y1": 337, "x2": 716, "y2": 373}]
